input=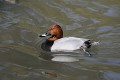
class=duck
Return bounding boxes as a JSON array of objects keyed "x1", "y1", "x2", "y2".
[{"x1": 39, "y1": 24, "x2": 99, "y2": 56}]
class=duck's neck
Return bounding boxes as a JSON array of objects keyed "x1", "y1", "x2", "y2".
[
  {"x1": 48, "y1": 37, "x2": 59, "y2": 41},
  {"x1": 41, "y1": 40, "x2": 54, "y2": 51}
]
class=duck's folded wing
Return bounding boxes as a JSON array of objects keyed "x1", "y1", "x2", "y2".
[{"x1": 51, "y1": 37, "x2": 89, "y2": 52}]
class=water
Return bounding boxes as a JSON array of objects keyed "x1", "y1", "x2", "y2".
[{"x1": 0, "y1": 0, "x2": 120, "y2": 80}]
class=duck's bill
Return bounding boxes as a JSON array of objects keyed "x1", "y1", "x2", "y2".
[
  {"x1": 39, "y1": 33, "x2": 47, "y2": 37},
  {"x1": 39, "y1": 32, "x2": 51, "y2": 37}
]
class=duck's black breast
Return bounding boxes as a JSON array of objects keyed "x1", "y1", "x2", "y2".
[{"x1": 41, "y1": 40, "x2": 54, "y2": 51}]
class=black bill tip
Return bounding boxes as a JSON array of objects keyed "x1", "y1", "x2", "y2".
[{"x1": 39, "y1": 35, "x2": 43, "y2": 37}]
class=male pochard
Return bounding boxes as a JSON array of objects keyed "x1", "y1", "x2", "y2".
[{"x1": 40, "y1": 24, "x2": 99, "y2": 56}]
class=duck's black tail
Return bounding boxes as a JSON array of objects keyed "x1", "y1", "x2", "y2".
[
  {"x1": 82, "y1": 40, "x2": 99, "y2": 56},
  {"x1": 84, "y1": 40, "x2": 99, "y2": 48},
  {"x1": 84, "y1": 40, "x2": 92, "y2": 48}
]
